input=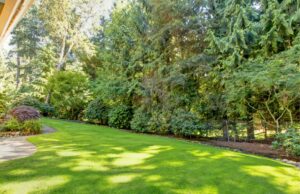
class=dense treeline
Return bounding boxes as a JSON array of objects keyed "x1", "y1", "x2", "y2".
[
  {"x1": 1, "y1": 0, "x2": 300, "y2": 153},
  {"x1": 90, "y1": 0, "x2": 300, "y2": 141}
]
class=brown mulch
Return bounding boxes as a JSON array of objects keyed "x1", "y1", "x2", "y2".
[
  {"x1": 202, "y1": 140, "x2": 300, "y2": 162},
  {"x1": 108, "y1": 122, "x2": 300, "y2": 164}
]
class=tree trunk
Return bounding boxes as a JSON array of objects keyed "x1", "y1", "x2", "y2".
[
  {"x1": 247, "y1": 119, "x2": 255, "y2": 141},
  {"x1": 222, "y1": 120, "x2": 229, "y2": 141},
  {"x1": 45, "y1": 91, "x2": 52, "y2": 104},
  {"x1": 265, "y1": 102, "x2": 285, "y2": 134},
  {"x1": 56, "y1": 37, "x2": 66, "y2": 71},
  {"x1": 16, "y1": 54, "x2": 21, "y2": 89},
  {"x1": 286, "y1": 108, "x2": 293, "y2": 127},
  {"x1": 262, "y1": 120, "x2": 268, "y2": 139},
  {"x1": 275, "y1": 120, "x2": 280, "y2": 134},
  {"x1": 49, "y1": 37, "x2": 67, "y2": 104},
  {"x1": 232, "y1": 121, "x2": 238, "y2": 142}
]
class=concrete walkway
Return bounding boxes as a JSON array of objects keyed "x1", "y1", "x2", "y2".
[{"x1": 0, "y1": 126, "x2": 55, "y2": 163}]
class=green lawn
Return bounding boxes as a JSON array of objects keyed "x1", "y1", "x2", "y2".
[{"x1": 0, "y1": 118, "x2": 300, "y2": 194}]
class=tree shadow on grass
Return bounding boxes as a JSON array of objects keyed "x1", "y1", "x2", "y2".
[{"x1": 0, "y1": 119, "x2": 299, "y2": 194}]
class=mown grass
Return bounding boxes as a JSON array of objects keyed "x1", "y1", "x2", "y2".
[{"x1": 0, "y1": 118, "x2": 299, "y2": 194}]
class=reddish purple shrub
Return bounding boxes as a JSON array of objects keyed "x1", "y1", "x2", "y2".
[{"x1": 9, "y1": 106, "x2": 40, "y2": 122}]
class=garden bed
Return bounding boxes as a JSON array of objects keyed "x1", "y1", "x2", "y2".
[
  {"x1": 123, "y1": 130, "x2": 300, "y2": 165},
  {"x1": 201, "y1": 140, "x2": 300, "y2": 164},
  {"x1": 0, "y1": 126, "x2": 55, "y2": 137},
  {"x1": 0, "y1": 131, "x2": 24, "y2": 137}
]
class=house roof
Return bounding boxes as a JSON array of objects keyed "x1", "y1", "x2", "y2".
[{"x1": 0, "y1": 0, "x2": 35, "y2": 44}]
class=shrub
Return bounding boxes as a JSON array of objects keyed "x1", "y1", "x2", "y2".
[
  {"x1": 147, "y1": 111, "x2": 171, "y2": 134},
  {"x1": 12, "y1": 96, "x2": 41, "y2": 109},
  {"x1": 170, "y1": 109, "x2": 202, "y2": 137},
  {"x1": 0, "y1": 92, "x2": 7, "y2": 117},
  {"x1": 47, "y1": 71, "x2": 89, "y2": 120},
  {"x1": 130, "y1": 108, "x2": 151, "y2": 133},
  {"x1": 85, "y1": 98, "x2": 109, "y2": 124},
  {"x1": 2, "y1": 118, "x2": 42, "y2": 135},
  {"x1": 3, "y1": 118, "x2": 22, "y2": 132},
  {"x1": 23, "y1": 120, "x2": 42, "y2": 134},
  {"x1": 11, "y1": 96, "x2": 55, "y2": 117},
  {"x1": 272, "y1": 128, "x2": 300, "y2": 157},
  {"x1": 39, "y1": 103, "x2": 55, "y2": 117},
  {"x1": 10, "y1": 106, "x2": 40, "y2": 122},
  {"x1": 108, "y1": 105, "x2": 132, "y2": 129}
]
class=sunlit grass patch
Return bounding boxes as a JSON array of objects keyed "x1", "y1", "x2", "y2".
[{"x1": 0, "y1": 118, "x2": 299, "y2": 194}]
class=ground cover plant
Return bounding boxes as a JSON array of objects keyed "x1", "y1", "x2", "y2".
[
  {"x1": 273, "y1": 128, "x2": 300, "y2": 157},
  {"x1": 0, "y1": 118, "x2": 299, "y2": 194}
]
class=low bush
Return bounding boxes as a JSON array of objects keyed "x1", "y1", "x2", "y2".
[
  {"x1": 2, "y1": 118, "x2": 42, "y2": 135},
  {"x1": 12, "y1": 96, "x2": 41, "y2": 109},
  {"x1": 130, "y1": 108, "x2": 151, "y2": 133},
  {"x1": 10, "y1": 106, "x2": 40, "y2": 122},
  {"x1": 23, "y1": 120, "x2": 42, "y2": 134},
  {"x1": 39, "y1": 103, "x2": 55, "y2": 117},
  {"x1": 170, "y1": 109, "x2": 202, "y2": 137},
  {"x1": 147, "y1": 111, "x2": 171, "y2": 134},
  {"x1": 85, "y1": 98, "x2": 109, "y2": 124},
  {"x1": 3, "y1": 118, "x2": 22, "y2": 132},
  {"x1": 11, "y1": 96, "x2": 55, "y2": 117},
  {"x1": 272, "y1": 128, "x2": 300, "y2": 157},
  {"x1": 108, "y1": 105, "x2": 132, "y2": 129}
]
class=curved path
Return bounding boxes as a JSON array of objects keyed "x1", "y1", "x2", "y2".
[{"x1": 0, "y1": 126, "x2": 55, "y2": 163}]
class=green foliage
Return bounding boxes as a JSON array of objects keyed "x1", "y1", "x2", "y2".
[
  {"x1": 273, "y1": 128, "x2": 300, "y2": 157},
  {"x1": 25, "y1": 45, "x2": 57, "y2": 98},
  {"x1": 22, "y1": 120, "x2": 42, "y2": 134},
  {"x1": 11, "y1": 5, "x2": 44, "y2": 58},
  {"x1": 260, "y1": 0, "x2": 294, "y2": 56},
  {"x1": 12, "y1": 96, "x2": 55, "y2": 117},
  {"x1": 39, "y1": 103, "x2": 55, "y2": 117},
  {"x1": 12, "y1": 96, "x2": 42, "y2": 109},
  {"x1": 47, "y1": 71, "x2": 90, "y2": 120},
  {"x1": 39, "y1": 0, "x2": 101, "y2": 71},
  {"x1": 147, "y1": 111, "x2": 171, "y2": 134},
  {"x1": 88, "y1": 0, "x2": 300, "y2": 141},
  {"x1": 130, "y1": 108, "x2": 151, "y2": 133},
  {"x1": 2, "y1": 0, "x2": 300, "y2": 143},
  {"x1": 2, "y1": 118, "x2": 41, "y2": 134},
  {"x1": 108, "y1": 105, "x2": 132, "y2": 129},
  {"x1": 85, "y1": 98, "x2": 109, "y2": 124},
  {"x1": 226, "y1": 45, "x2": 300, "y2": 133},
  {"x1": 91, "y1": 0, "x2": 210, "y2": 136},
  {"x1": 0, "y1": 92, "x2": 8, "y2": 117},
  {"x1": 170, "y1": 110, "x2": 203, "y2": 137},
  {"x1": 8, "y1": 4, "x2": 50, "y2": 96},
  {"x1": 3, "y1": 118, "x2": 23, "y2": 132}
]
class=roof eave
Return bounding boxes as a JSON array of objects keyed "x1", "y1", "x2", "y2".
[{"x1": 0, "y1": 0, "x2": 35, "y2": 45}]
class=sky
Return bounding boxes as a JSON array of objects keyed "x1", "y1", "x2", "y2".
[
  {"x1": 103, "y1": 0, "x2": 116, "y2": 12},
  {"x1": 1, "y1": 0, "x2": 116, "y2": 52}
]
